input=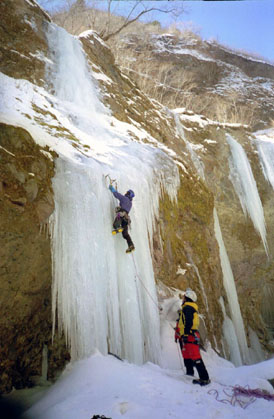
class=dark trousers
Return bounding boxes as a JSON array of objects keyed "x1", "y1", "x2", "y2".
[
  {"x1": 113, "y1": 215, "x2": 134, "y2": 248},
  {"x1": 184, "y1": 358, "x2": 209, "y2": 380},
  {"x1": 181, "y1": 335, "x2": 209, "y2": 381}
]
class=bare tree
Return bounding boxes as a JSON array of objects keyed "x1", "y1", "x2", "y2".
[
  {"x1": 38, "y1": 0, "x2": 185, "y2": 40},
  {"x1": 96, "y1": 0, "x2": 185, "y2": 41}
]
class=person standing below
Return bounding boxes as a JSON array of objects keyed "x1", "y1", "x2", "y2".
[
  {"x1": 109, "y1": 183, "x2": 135, "y2": 253},
  {"x1": 174, "y1": 288, "x2": 210, "y2": 386}
]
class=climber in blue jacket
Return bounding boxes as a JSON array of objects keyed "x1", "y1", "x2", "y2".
[{"x1": 109, "y1": 184, "x2": 135, "y2": 253}]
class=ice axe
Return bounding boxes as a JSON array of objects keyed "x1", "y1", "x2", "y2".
[{"x1": 104, "y1": 174, "x2": 117, "y2": 190}]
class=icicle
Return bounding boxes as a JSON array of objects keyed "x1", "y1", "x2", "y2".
[
  {"x1": 226, "y1": 134, "x2": 268, "y2": 256},
  {"x1": 248, "y1": 327, "x2": 266, "y2": 363},
  {"x1": 214, "y1": 208, "x2": 250, "y2": 365},
  {"x1": 41, "y1": 344, "x2": 48, "y2": 383},
  {"x1": 255, "y1": 129, "x2": 274, "y2": 192},
  {"x1": 173, "y1": 112, "x2": 205, "y2": 180},
  {"x1": 219, "y1": 297, "x2": 242, "y2": 366},
  {"x1": 189, "y1": 261, "x2": 209, "y2": 314}
]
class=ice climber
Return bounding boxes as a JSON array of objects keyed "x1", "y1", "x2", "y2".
[
  {"x1": 174, "y1": 288, "x2": 211, "y2": 386},
  {"x1": 109, "y1": 184, "x2": 135, "y2": 253}
]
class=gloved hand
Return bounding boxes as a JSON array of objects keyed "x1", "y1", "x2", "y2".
[
  {"x1": 182, "y1": 335, "x2": 189, "y2": 344},
  {"x1": 109, "y1": 184, "x2": 115, "y2": 192},
  {"x1": 194, "y1": 333, "x2": 200, "y2": 344}
]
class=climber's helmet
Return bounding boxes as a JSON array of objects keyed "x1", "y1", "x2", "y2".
[
  {"x1": 184, "y1": 288, "x2": 197, "y2": 302},
  {"x1": 125, "y1": 189, "x2": 135, "y2": 199}
]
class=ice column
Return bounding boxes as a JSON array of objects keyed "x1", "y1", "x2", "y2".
[
  {"x1": 173, "y1": 112, "x2": 205, "y2": 180},
  {"x1": 46, "y1": 23, "x2": 104, "y2": 113},
  {"x1": 255, "y1": 130, "x2": 274, "y2": 192},
  {"x1": 41, "y1": 344, "x2": 48, "y2": 384},
  {"x1": 190, "y1": 262, "x2": 209, "y2": 314},
  {"x1": 214, "y1": 208, "x2": 250, "y2": 364},
  {"x1": 226, "y1": 134, "x2": 268, "y2": 255},
  {"x1": 219, "y1": 297, "x2": 242, "y2": 366}
]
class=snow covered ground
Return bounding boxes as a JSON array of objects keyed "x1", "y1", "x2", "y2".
[{"x1": 25, "y1": 297, "x2": 274, "y2": 419}]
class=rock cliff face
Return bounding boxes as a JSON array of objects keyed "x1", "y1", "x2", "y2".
[
  {"x1": 112, "y1": 33, "x2": 274, "y2": 130},
  {"x1": 0, "y1": 0, "x2": 50, "y2": 85},
  {"x1": 0, "y1": 0, "x2": 273, "y2": 393},
  {"x1": 0, "y1": 0, "x2": 70, "y2": 393},
  {"x1": 176, "y1": 116, "x2": 274, "y2": 350},
  {"x1": 0, "y1": 123, "x2": 69, "y2": 392}
]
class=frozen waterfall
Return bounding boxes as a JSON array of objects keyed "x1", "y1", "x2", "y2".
[
  {"x1": 173, "y1": 112, "x2": 205, "y2": 180},
  {"x1": 226, "y1": 133, "x2": 268, "y2": 256},
  {"x1": 46, "y1": 24, "x2": 104, "y2": 113},
  {"x1": 46, "y1": 23, "x2": 180, "y2": 363},
  {"x1": 50, "y1": 155, "x2": 179, "y2": 363},
  {"x1": 255, "y1": 129, "x2": 274, "y2": 192},
  {"x1": 214, "y1": 209, "x2": 250, "y2": 365}
]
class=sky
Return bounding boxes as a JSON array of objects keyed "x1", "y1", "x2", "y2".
[
  {"x1": 169, "y1": 0, "x2": 274, "y2": 62},
  {"x1": 39, "y1": 0, "x2": 274, "y2": 63}
]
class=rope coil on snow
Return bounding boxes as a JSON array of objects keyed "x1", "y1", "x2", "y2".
[
  {"x1": 208, "y1": 386, "x2": 256, "y2": 409},
  {"x1": 208, "y1": 384, "x2": 274, "y2": 409},
  {"x1": 233, "y1": 385, "x2": 274, "y2": 401}
]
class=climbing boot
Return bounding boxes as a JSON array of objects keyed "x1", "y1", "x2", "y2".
[
  {"x1": 192, "y1": 379, "x2": 211, "y2": 386},
  {"x1": 112, "y1": 228, "x2": 123, "y2": 235},
  {"x1": 126, "y1": 245, "x2": 135, "y2": 254}
]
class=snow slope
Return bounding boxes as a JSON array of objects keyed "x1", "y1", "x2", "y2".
[{"x1": 26, "y1": 297, "x2": 274, "y2": 419}]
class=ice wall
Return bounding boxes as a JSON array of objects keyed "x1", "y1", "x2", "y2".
[
  {"x1": 226, "y1": 133, "x2": 268, "y2": 256},
  {"x1": 47, "y1": 23, "x2": 180, "y2": 363},
  {"x1": 214, "y1": 209, "x2": 250, "y2": 364},
  {"x1": 255, "y1": 129, "x2": 274, "y2": 192},
  {"x1": 46, "y1": 24, "x2": 103, "y2": 113}
]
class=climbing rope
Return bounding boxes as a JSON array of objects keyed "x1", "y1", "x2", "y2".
[
  {"x1": 233, "y1": 385, "x2": 274, "y2": 402},
  {"x1": 131, "y1": 253, "x2": 160, "y2": 310},
  {"x1": 131, "y1": 253, "x2": 185, "y2": 372},
  {"x1": 208, "y1": 384, "x2": 274, "y2": 409}
]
